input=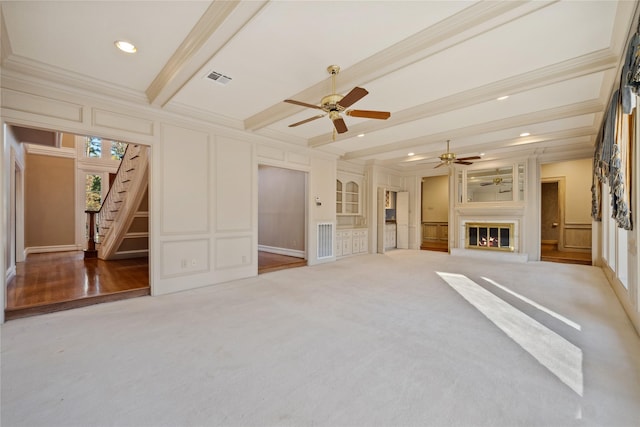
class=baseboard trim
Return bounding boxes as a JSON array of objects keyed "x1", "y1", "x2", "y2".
[
  {"x1": 5, "y1": 265, "x2": 16, "y2": 282},
  {"x1": 258, "y1": 245, "x2": 305, "y2": 259},
  {"x1": 25, "y1": 245, "x2": 82, "y2": 255}
]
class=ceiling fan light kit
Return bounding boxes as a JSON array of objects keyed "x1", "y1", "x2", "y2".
[
  {"x1": 434, "y1": 140, "x2": 482, "y2": 168},
  {"x1": 284, "y1": 65, "x2": 391, "y2": 135}
]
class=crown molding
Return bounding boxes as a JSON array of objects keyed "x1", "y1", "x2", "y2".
[
  {"x1": 163, "y1": 101, "x2": 245, "y2": 131},
  {"x1": 24, "y1": 143, "x2": 75, "y2": 158},
  {"x1": 244, "y1": 0, "x2": 551, "y2": 132},
  {"x1": 1, "y1": 55, "x2": 149, "y2": 106},
  {"x1": 0, "y1": 6, "x2": 12, "y2": 63}
]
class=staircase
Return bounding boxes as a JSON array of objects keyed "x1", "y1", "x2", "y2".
[{"x1": 96, "y1": 144, "x2": 149, "y2": 260}]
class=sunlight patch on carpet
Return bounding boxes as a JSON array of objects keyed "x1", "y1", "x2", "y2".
[
  {"x1": 481, "y1": 276, "x2": 581, "y2": 331},
  {"x1": 437, "y1": 272, "x2": 583, "y2": 396}
]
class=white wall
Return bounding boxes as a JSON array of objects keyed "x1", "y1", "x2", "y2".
[{"x1": 0, "y1": 73, "x2": 338, "y2": 315}]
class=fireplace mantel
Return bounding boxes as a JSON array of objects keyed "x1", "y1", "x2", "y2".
[{"x1": 455, "y1": 205, "x2": 525, "y2": 217}]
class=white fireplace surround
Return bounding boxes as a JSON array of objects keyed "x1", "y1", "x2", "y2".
[{"x1": 452, "y1": 207, "x2": 528, "y2": 262}]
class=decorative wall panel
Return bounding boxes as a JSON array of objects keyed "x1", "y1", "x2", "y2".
[
  {"x1": 216, "y1": 136, "x2": 252, "y2": 231},
  {"x1": 564, "y1": 224, "x2": 592, "y2": 249},
  {"x1": 160, "y1": 124, "x2": 209, "y2": 234},
  {"x1": 215, "y1": 236, "x2": 252, "y2": 269},
  {"x1": 3, "y1": 89, "x2": 82, "y2": 122},
  {"x1": 92, "y1": 108, "x2": 154, "y2": 136},
  {"x1": 257, "y1": 145, "x2": 285, "y2": 161},
  {"x1": 160, "y1": 239, "x2": 209, "y2": 278}
]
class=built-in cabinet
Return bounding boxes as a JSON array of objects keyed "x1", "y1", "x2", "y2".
[
  {"x1": 384, "y1": 223, "x2": 397, "y2": 249},
  {"x1": 336, "y1": 228, "x2": 368, "y2": 257},
  {"x1": 336, "y1": 175, "x2": 362, "y2": 215}
]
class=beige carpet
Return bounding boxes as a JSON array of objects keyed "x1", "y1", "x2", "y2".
[{"x1": 2, "y1": 250, "x2": 639, "y2": 426}]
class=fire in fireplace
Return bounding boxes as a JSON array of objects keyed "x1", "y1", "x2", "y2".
[{"x1": 466, "y1": 223, "x2": 514, "y2": 251}]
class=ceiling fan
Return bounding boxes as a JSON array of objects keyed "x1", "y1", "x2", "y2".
[
  {"x1": 480, "y1": 177, "x2": 513, "y2": 186},
  {"x1": 284, "y1": 65, "x2": 391, "y2": 136},
  {"x1": 434, "y1": 140, "x2": 481, "y2": 168}
]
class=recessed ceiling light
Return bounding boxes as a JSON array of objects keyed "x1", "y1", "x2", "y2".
[
  {"x1": 497, "y1": 95, "x2": 509, "y2": 101},
  {"x1": 408, "y1": 152, "x2": 415, "y2": 156},
  {"x1": 115, "y1": 40, "x2": 137, "y2": 54},
  {"x1": 480, "y1": 152, "x2": 485, "y2": 156},
  {"x1": 520, "y1": 132, "x2": 530, "y2": 137},
  {"x1": 357, "y1": 133, "x2": 365, "y2": 138}
]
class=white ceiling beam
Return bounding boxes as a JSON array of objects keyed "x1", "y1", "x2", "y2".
[
  {"x1": 244, "y1": 0, "x2": 552, "y2": 132},
  {"x1": 309, "y1": 50, "x2": 617, "y2": 148},
  {"x1": 146, "y1": 1, "x2": 267, "y2": 108},
  {"x1": 341, "y1": 99, "x2": 603, "y2": 161}
]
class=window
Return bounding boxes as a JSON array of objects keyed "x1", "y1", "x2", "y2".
[
  {"x1": 83, "y1": 136, "x2": 127, "y2": 161},
  {"x1": 85, "y1": 174, "x2": 102, "y2": 211},
  {"x1": 85, "y1": 137, "x2": 102, "y2": 158},
  {"x1": 111, "y1": 141, "x2": 127, "y2": 160}
]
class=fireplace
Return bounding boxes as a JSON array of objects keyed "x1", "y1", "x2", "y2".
[{"x1": 465, "y1": 222, "x2": 514, "y2": 252}]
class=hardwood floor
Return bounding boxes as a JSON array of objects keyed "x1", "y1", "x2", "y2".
[
  {"x1": 420, "y1": 240, "x2": 449, "y2": 253},
  {"x1": 6, "y1": 251, "x2": 149, "y2": 320},
  {"x1": 540, "y1": 244, "x2": 592, "y2": 265},
  {"x1": 419, "y1": 241, "x2": 591, "y2": 265},
  {"x1": 258, "y1": 251, "x2": 306, "y2": 274}
]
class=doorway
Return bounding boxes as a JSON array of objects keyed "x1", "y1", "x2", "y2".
[
  {"x1": 257, "y1": 165, "x2": 307, "y2": 273},
  {"x1": 420, "y1": 175, "x2": 449, "y2": 252},
  {"x1": 4, "y1": 128, "x2": 150, "y2": 320},
  {"x1": 540, "y1": 178, "x2": 590, "y2": 265}
]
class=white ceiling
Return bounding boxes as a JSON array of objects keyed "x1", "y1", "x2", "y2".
[{"x1": 1, "y1": 1, "x2": 637, "y2": 172}]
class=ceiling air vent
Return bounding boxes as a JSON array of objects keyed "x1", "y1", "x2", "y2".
[{"x1": 206, "y1": 70, "x2": 232, "y2": 85}]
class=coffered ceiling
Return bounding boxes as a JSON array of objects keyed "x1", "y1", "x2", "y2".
[{"x1": 1, "y1": 1, "x2": 637, "y2": 171}]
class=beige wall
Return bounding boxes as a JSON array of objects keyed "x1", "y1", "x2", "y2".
[
  {"x1": 60, "y1": 133, "x2": 75, "y2": 148},
  {"x1": 421, "y1": 175, "x2": 448, "y2": 222},
  {"x1": 25, "y1": 153, "x2": 75, "y2": 248},
  {"x1": 258, "y1": 165, "x2": 305, "y2": 252},
  {"x1": 541, "y1": 158, "x2": 592, "y2": 223}
]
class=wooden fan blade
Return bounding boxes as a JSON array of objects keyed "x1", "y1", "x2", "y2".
[
  {"x1": 284, "y1": 99, "x2": 324, "y2": 110},
  {"x1": 288, "y1": 114, "x2": 325, "y2": 128},
  {"x1": 337, "y1": 87, "x2": 368, "y2": 108},
  {"x1": 455, "y1": 160, "x2": 474, "y2": 165},
  {"x1": 346, "y1": 109, "x2": 391, "y2": 120},
  {"x1": 434, "y1": 162, "x2": 445, "y2": 169},
  {"x1": 456, "y1": 156, "x2": 482, "y2": 161},
  {"x1": 332, "y1": 117, "x2": 348, "y2": 134}
]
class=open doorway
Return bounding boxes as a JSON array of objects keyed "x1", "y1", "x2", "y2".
[
  {"x1": 420, "y1": 175, "x2": 449, "y2": 252},
  {"x1": 4, "y1": 128, "x2": 150, "y2": 320},
  {"x1": 257, "y1": 165, "x2": 307, "y2": 274},
  {"x1": 540, "y1": 176, "x2": 591, "y2": 265}
]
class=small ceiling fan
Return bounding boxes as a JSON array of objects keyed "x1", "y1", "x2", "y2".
[
  {"x1": 434, "y1": 140, "x2": 481, "y2": 168},
  {"x1": 480, "y1": 177, "x2": 513, "y2": 186},
  {"x1": 284, "y1": 65, "x2": 391, "y2": 136}
]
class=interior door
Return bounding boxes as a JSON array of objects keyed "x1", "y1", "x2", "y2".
[
  {"x1": 377, "y1": 187, "x2": 385, "y2": 253},
  {"x1": 396, "y1": 191, "x2": 409, "y2": 249}
]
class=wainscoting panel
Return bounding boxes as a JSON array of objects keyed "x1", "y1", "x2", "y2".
[
  {"x1": 160, "y1": 239, "x2": 210, "y2": 278},
  {"x1": 564, "y1": 223, "x2": 592, "y2": 250},
  {"x1": 422, "y1": 222, "x2": 448, "y2": 242},
  {"x1": 215, "y1": 236, "x2": 252, "y2": 269}
]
